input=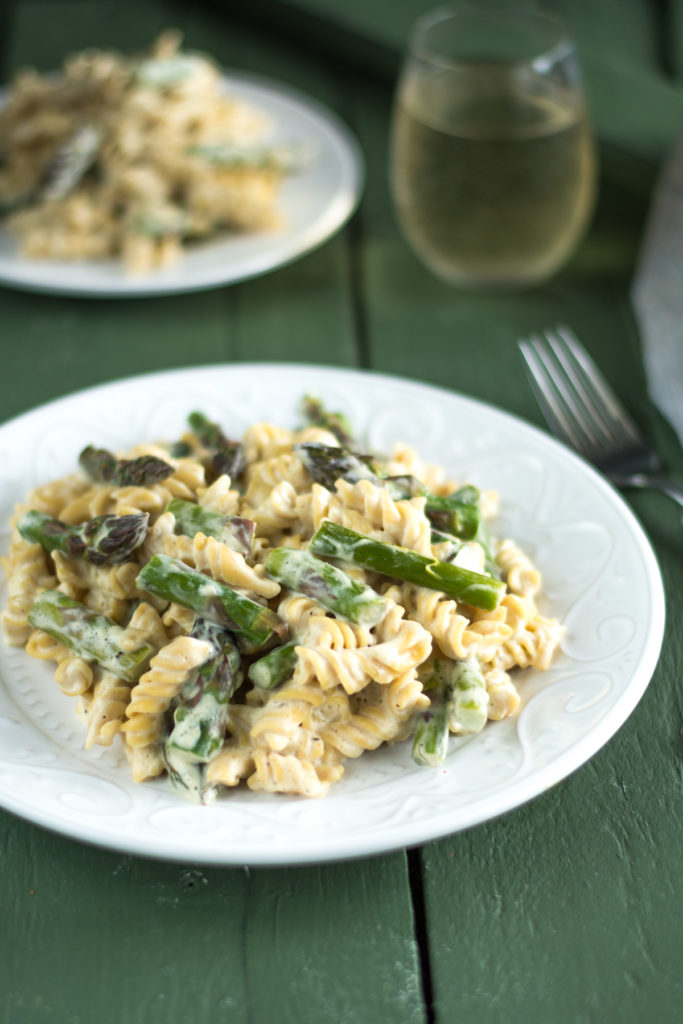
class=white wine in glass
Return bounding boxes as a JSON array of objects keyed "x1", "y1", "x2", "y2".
[{"x1": 390, "y1": 7, "x2": 597, "y2": 289}]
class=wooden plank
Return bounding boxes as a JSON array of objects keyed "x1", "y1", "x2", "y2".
[
  {"x1": 3, "y1": 810, "x2": 426, "y2": 1024},
  {"x1": 419, "y1": 688, "x2": 683, "y2": 1023},
  {"x1": 240, "y1": 857, "x2": 426, "y2": 1024}
]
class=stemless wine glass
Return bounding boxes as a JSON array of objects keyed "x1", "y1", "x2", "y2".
[{"x1": 390, "y1": 5, "x2": 597, "y2": 289}]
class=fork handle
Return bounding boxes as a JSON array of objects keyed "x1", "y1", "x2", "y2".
[{"x1": 610, "y1": 473, "x2": 683, "y2": 508}]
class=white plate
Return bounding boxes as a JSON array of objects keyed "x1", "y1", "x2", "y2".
[
  {"x1": 0, "y1": 74, "x2": 363, "y2": 297},
  {"x1": 0, "y1": 365, "x2": 665, "y2": 864}
]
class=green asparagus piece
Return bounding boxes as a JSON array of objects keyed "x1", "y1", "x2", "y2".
[
  {"x1": 167, "y1": 498, "x2": 254, "y2": 554},
  {"x1": 136, "y1": 54, "x2": 204, "y2": 88},
  {"x1": 27, "y1": 590, "x2": 154, "y2": 682},
  {"x1": 310, "y1": 522, "x2": 505, "y2": 611},
  {"x1": 448, "y1": 658, "x2": 489, "y2": 734},
  {"x1": 136, "y1": 554, "x2": 285, "y2": 652},
  {"x1": 187, "y1": 411, "x2": 246, "y2": 481},
  {"x1": 168, "y1": 439, "x2": 194, "y2": 458},
  {"x1": 130, "y1": 206, "x2": 189, "y2": 239},
  {"x1": 298, "y1": 396, "x2": 355, "y2": 447},
  {"x1": 248, "y1": 641, "x2": 298, "y2": 690},
  {"x1": 18, "y1": 509, "x2": 148, "y2": 565},
  {"x1": 383, "y1": 477, "x2": 481, "y2": 540},
  {"x1": 423, "y1": 495, "x2": 479, "y2": 540},
  {"x1": 294, "y1": 442, "x2": 378, "y2": 491},
  {"x1": 412, "y1": 669, "x2": 450, "y2": 767},
  {"x1": 166, "y1": 620, "x2": 242, "y2": 762},
  {"x1": 162, "y1": 747, "x2": 217, "y2": 805},
  {"x1": 79, "y1": 445, "x2": 174, "y2": 486},
  {"x1": 189, "y1": 141, "x2": 306, "y2": 173},
  {"x1": 265, "y1": 547, "x2": 388, "y2": 626},
  {"x1": 41, "y1": 124, "x2": 101, "y2": 202}
]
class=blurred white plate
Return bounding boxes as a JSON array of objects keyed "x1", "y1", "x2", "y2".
[
  {"x1": 0, "y1": 74, "x2": 363, "y2": 297},
  {"x1": 0, "y1": 365, "x2": 665, "y2": 864}
]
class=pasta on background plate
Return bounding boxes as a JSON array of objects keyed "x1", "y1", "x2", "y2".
[
  {"x1": 0, "y1": 31, "x2": 303, "y2": 274},
  {"x1": 1, "y1": 399, "x2": 564, "y2": 802}
]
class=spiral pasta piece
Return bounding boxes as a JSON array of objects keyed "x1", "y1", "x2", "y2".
[
  {"x1": 246, "y1": 480, "x2": 300, "y2": 536},
  {"x1": 54, "y1": 655, "x2": 94, "y2": 697},
  {"x1": 330, "y1": 478, "x2": 433, "y2": 555},
  {"x1": 196, "y1": 475, "x2": 240, "y2": 515},
  {"x1": 123, "y1": 635, "x2": 212, "y2": 747},
  {"x1": 247, "y1": 749, "x2": 331, "y2": 798},
  {"x1": 497, "y1": 538, "x2": 542, "y2": 597},
  {"x1": 82, "y1": 670, "x2": 132, "y2": 748},
  {"x1": 1, "y1": 540, "x2": 56, "y2": 645},
  {"x1": 244, "y1": 452, "x2": 310, "y2": 507},
  {"x1": 250, "y1": 689, "x2": 321, "y2": 753},
  {"x1": 164, "y1": 531, "x2": 279, "y2": 599},
  {"x1": 294, "y1": 607, "x2": 431, "y2": 694},
  {"x1": 321, "y1": 674, "x2": 426, "y2": 759},
  {"x1": 206, "y1": 743, "x2": 255, "y2": 788}
]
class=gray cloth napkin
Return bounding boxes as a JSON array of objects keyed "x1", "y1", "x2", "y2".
[{"x1": 631, "y1": 135, "x2": 683, "y2": 447}]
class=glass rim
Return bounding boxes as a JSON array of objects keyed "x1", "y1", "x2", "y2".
[{"x1": 409, "y1": 4, "x2": 576, "y2": 72}]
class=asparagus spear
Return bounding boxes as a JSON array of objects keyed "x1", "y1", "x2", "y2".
[
  {"x1": 79, "y1": 446, "x2": 174, "y2": 486},
  {"x1": 188, "y1": 142, "x2": 307, "y2": 173},
  {"x1": 27, "y1": 590, "x2": 154, "y2": 682},
  {"x1": 265, "y1": 547, "x2": 388, "y2": 626},
  {"x1": 166, "y1": 619, "x2": 242, "y2": 762},
  {"x1": 136, "y1": 554, "x2": 285, "y2": 652},
  {"x1": 130, "y1": 206, "x2": 189, "y2": 239},
  {"x1": 411, "y1": 669, "x2": 450, "y2": 767},
  {"x1": 0, "y1": 125, "x2": 102, "y2": 216},
  {"x1": 448, "y1": 658, "x2": 489, "y2": 734},
  {"x1": 168, "y1": 439, "x2": 194, "y2": 458},
  {"x1": 136, "y1": 54, "x2": 204, "y2": 89},
  {"x1": 167, "y1": 498, "x2": 254, "y2": 555},
  {"x1": 411, "y1": 657, "x2": 489, "y2": 765},
  {"x1": 310, "y1": 522, "x2": 505, "y2": 611},
  {"x1": 187, "y1": 411, "x2": 246, "y2": 481},
  {"x1": 382, "y1": 477, "x2": 481, "y2": 540},
  {"x1": 247, "y1": 641, "x2": 298, "y2": 690},
  {"x1": 41, "y1": 124, "x2": 101, "y2": 202},
  {"x1": 294, "y1": 443, "x2": 378, "y2": 491},
  {"x1": 18, "y1": 509, "x2": 148, "y2": 565},
  {"x1": 162, "y1": 747, "x2": 217, "y2": 805},
  {"x1": 298, "y1": 396, "x2": 355, "y2": 447}
]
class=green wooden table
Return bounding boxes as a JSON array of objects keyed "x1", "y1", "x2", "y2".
[{"x1": 1, "y1": 2, "x2": 682, "y2": 1021}]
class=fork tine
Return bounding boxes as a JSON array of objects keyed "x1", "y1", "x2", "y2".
[
  {"x1": 548, "y1": 326, "x2": 643, "y2": 447},
  {"x1": 518, "y1": 335, "x2": 590, "y2": 453},
  {"x1": 525, "y1": 333, "x2": 609, "y2": 451},
  {"x1": 543, "y1": 327, "x2": 618, "y2": 447}
]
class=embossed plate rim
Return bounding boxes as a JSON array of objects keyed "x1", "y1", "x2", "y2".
[{"x1": 0, "y1": 364, "x2": 666, "y2": 864}]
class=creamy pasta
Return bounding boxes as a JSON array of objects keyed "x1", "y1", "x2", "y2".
[
  {"x1": 1, "y1": 403, "x2": 564, "y2": 801},
  {"x1": 0, "y1": 32, "x2": 300, "y2": 273}
]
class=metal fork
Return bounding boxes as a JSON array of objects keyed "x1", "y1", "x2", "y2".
[{"x1": 518, "y1": 325, "x2": 683, "y2": 507}]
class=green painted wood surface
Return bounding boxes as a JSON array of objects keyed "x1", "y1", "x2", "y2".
[{"x1": 1, "y1": 1, "x2": 683, "y2": 1022}]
